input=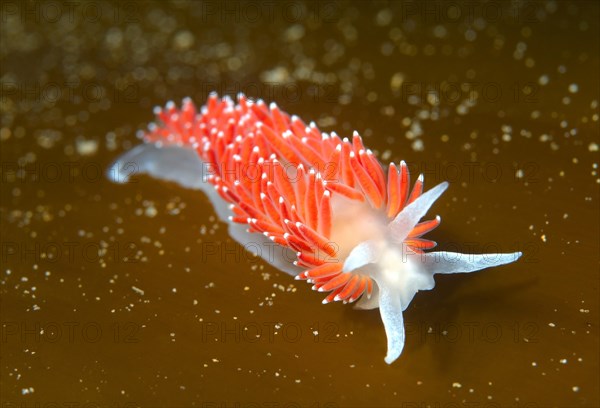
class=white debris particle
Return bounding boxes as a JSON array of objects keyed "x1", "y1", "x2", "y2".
[
  {"x1": 455, "y1": 104, "x2": 467, "y2": 115},
  {"x1": 173, "y1": 30, "x2": 195, "y2": 50},
  {"x1": 433, "y1": 25, "x2": 447, "y2": 38},
  {"x1": 515, "y1": 169, "x2": 524, "y2": 179},
  {"x1": 568, "y1": 83, "x2": 579, "y2": 93},
  {"x1": 390, "y1": 72, "x2": 405, "y2": 91},
  {"x1": 452, "y1": 382, "x2": 462, "y2": 388},
  {"x1": 411, "y1": 139, "x2": 424, "y2": 152},
  {"x1": 131, "y1": 286, "x2": 145, "y2": 296},
  {"x1": 589, "y1": 143, "x2": 599, "y2": 152},
  {"x1": 548, "y1": 322, "x2": 556, "y2": 327},
  {"x1": 260, "y1": 66, "x2": 290, "y2": 83},
  {"x1": 21, "y1": 387, "x2": 35, "y2": 395},
  {"x1": 572, "y1": 386, "x2": 580, "y2": 392},
  {"x1": 284, "y1": 24, "x2": 305, "y2": 42},
  {"x1": 317, "y1": 116, "x2": 336, "y2": 128},
  {"x1": 559, "y1": 359, "x2": 567, "y2": 364},
  {"x1": 295, "y1": 379, "x2": 301, "y2": 383},
  {"x1": 538, "y1": 75, "x2": 549, "y2": 85},
  {"x1": 375, "y1": 8, "x2": 392, "y2": 26},
  {"x1": 76, "y1": 138, "x2": 99, "y2": 156},
  {"x1": 172, "y1": 288, "x2": 177, "y2": 293},
  {"x1": 541, "y1": 234, "x2": 547, "y2": 242},
  {"x1": 145, "y1": 205, "x2": 157, "y2": 218}
]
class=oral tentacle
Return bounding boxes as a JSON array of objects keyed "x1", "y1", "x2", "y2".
[
  {"x1": 387, "y1": 181, "x2": 449, "y2": 244},
  {"x1": 419, "y1": 251, "x2": 523, "y2": 275},
  {"x1": 378, "y1": 282, "x2": 405, "y2": 364}
]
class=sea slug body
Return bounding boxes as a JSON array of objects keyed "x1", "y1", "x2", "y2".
[{"x1": 108, "y1": 93, "x2": 522, "y2": 364}]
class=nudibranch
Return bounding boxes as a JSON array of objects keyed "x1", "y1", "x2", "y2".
[{"x1": 108, "y1": 93, "x2": 522, "y2": 364}]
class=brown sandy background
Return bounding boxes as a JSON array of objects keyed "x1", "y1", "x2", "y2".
[{"x1": 1, "y1": 1, "x2": 598, "y2": 406}]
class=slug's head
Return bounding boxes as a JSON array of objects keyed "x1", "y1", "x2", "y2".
[
  {"x1": 337, "y1": 182, "x2": 449, "y2": 308},
  {"x1": 336, "y1": 181, "x2": 522, "y2": 364}
]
